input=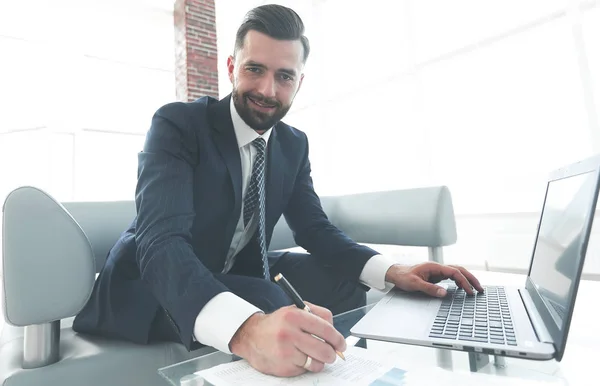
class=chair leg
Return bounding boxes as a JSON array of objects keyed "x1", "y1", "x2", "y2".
[{"x1": 23, "y1": 321, "x2": 60, "y2": 369}]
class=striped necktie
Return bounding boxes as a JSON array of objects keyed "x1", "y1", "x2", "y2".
[{"x1": 242, "y1": 137, "x2": 269, "y2": 279}]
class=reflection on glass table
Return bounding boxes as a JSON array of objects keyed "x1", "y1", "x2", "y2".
[{"x1": 158, "y1": 282, "x2": 579, "y2": 386}]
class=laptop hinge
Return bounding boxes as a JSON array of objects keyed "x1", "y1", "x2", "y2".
[{"x1": 519, "y1": 289, "x2": 554, "y2": 344}]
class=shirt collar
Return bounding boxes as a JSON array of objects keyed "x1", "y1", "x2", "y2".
[{"x1": 230, "y1": 96, "x2": 273, "y2": 149}]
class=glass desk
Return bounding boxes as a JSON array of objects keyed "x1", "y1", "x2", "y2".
[{"x1": 158, "y1": 303, "x2": 569, "y2": 385}]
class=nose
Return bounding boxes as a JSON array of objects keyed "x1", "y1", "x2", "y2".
[{"x1": 256, "y1": 75, "x2": 276, "y2": 99}]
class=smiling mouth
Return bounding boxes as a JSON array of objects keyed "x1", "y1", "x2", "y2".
[{"x1": 247, "y1": 96, "x2": 277, "y2": 109}]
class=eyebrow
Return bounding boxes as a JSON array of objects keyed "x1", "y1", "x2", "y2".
[{"x1": 246, "y1": 60, "x2": 297, "y2": 77}]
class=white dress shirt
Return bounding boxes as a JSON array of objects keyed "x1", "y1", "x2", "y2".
[{"x1": 193, "y1": 99, "x2": 397, "y2": 354}]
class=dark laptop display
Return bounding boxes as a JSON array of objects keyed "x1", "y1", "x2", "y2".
[{"x1": 526, "y1": 168, "x2": 599, "y2": 360}]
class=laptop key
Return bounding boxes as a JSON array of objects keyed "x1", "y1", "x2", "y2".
[
  {"x1": 463, "y1": 337, "x2": 488, "y2": 343},
  {"x1": 429, "y1": 333, "x2": 446, "y2": 339}
]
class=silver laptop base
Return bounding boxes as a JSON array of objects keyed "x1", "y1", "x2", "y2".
[{"x1": 349, "y1": 334, "x2": 507, "y2": 372}]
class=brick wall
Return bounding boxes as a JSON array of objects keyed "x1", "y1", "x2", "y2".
[{"x1": 174, "y1": 0, "x2": 219, "y2": 102}]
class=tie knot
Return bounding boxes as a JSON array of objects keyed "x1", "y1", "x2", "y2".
[{"x1": 253, "y1": 137, "x2": 266, "y2": 153}]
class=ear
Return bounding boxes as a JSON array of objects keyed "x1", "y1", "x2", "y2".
[
  {"x1": 227, "y1": 55, "x2": 235, "y2": 84},
  {"x1": 296, "y1": 73, "x2": 305, "y2": 93}
]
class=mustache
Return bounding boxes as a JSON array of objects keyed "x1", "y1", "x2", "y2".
[{"x1": 245, "y1": 93, "x2": 280, "y2": 107}]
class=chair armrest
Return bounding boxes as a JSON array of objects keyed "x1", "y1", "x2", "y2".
[{"x1": 2, "y1": 186, "x2": 95, "y2": 326}]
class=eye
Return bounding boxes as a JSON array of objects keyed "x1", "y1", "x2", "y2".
[
  {"x1": 247, "y1": 66, "x2": 262, "y2": 74},
  {"x1": 279, "y1": 73, "x2": 293, "y2": 81}
]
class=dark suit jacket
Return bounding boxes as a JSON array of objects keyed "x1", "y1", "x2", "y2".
[{"x1": 73, "y1": 94, "x2": 377, "y2": 350}]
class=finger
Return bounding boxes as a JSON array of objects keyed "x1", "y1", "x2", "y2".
[
  {"x1": 297, "y1": 354, "x2": 325, "y2": 373},
  {"x1": 275, "y1": 365, "x2": 307, "y2": 378},
  {"x1": 285, "y1": 339, "x2": 327, "y2": 372},
  {"x1": 265, "y1": 343, "x2": 309, "y2": 377},
  {"x1": 294, "y1": 330, "x2": 338, "y2": 365},
  {"x1": 451, "y1": 265, "x2": 484, "y2": 293},
  {"x1": 299, "y1": 311, "x2": 347, "y2": 353},
  {"x1": 433, "y1": 265, "x2": 474, "y2": 295},
  {"x1": 417, "y1": 281, "x2": 449, "y2": 298},
  {"x1": 304, "y1": 302, "x2": 334, "y2": 325}
]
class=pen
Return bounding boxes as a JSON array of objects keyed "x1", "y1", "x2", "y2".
[{"x1": 274, "y1": 273, "x2": 346, "y2": 361}]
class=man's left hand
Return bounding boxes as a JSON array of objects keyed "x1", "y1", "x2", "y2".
[{"x1": 385, "y1": 262, "x2": 485, "y2": 297}]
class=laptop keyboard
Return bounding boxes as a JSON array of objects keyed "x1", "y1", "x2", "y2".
[{"x1": 428, "y1": 285, "x2": 517, "y2": 346}]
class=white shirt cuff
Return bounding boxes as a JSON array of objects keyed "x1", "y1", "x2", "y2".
[
  {"x1": 359, "y1": 254, "x2": 398, "y2": 292},
  {"x1": 193, "y1": 292, "x2": 262, "y2": 354}
]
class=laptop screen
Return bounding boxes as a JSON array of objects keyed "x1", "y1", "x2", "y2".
[{"x1": 528, "y1": 170, "x2": 597, "y2": 335}]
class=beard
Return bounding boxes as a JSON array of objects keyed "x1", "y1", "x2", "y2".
[{"x1": 232, "y1": 88, "x2": 291, "y2": 132}]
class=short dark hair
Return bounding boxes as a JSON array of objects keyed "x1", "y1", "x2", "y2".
[{"x1": 234, "y1": 4, "x2": 310, "y2": 63}]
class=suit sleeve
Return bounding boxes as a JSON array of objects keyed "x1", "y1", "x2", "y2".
[
  {"x1": 134, "y1": 102, "x2": 230, "y2": 350},
  {"x1": 283, "y1": 133, "x2": 379, "y2": 282}
]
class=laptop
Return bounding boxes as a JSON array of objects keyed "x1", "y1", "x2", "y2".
[{"x1": 350, "y1": 155, "x2": 600, "y2": 361}]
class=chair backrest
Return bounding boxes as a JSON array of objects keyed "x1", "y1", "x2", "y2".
[
  {"x1": 62, "y1": 201, "x2": 136, "y2": 272},
  {"x1": 63, "y1": 186, "x2": 457, "y2": 266},
  {"x1": 271, "y1": 186, "x2": 457, "y2": 250},
  {"x1": 2, "y1": 185, "x2": 457, "y2": 326},
  {"x1": 329, "y1": 186, "x2": 457, "y2": 247}
]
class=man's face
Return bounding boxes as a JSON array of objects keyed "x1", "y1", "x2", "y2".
[{"x1": 228, "y1": 30, "x2": 304, "y2": 132}]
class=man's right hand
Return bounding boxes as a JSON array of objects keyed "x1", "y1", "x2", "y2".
[{"x1": 228, "y1": 302, "x2": 346, "y2": 377}]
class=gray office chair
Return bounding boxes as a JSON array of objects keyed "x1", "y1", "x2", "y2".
[{"x1": 1, "y1": 185, "x2": 457, "y2": 386}]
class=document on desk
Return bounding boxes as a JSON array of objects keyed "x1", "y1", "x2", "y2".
[
  {"x1": 194, "y1": 346, "x2": 404, "y2": 385},
  {"x1": 193, "y1": 346, "x2": 564, "y2": 386}
]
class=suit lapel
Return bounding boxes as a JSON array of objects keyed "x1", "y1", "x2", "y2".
[
  {"x1": 208, "y1": 95, "x2": 242, "y2": 217},
  {"x1": 208, "y1": 95, "x2": 284, "y2": 233}
]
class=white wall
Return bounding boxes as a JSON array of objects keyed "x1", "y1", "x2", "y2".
[
  {"x1": 0, "y1": 0, "x2": 176, "y2": 202},
  {"x1": 0, "y1": 0, "x2": 177, "y2": 338},
  {"x1": 215, "y1": 0, "x2": 600, "y2": 274}
]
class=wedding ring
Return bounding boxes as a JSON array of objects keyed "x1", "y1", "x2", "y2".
[{"x1": 303, "y1": 355, "x2": 312, "y2": 370}]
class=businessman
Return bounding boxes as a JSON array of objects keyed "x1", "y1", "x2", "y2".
[{"x1": 73, "y1": 4, "x2": 483, "y2": 377}]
